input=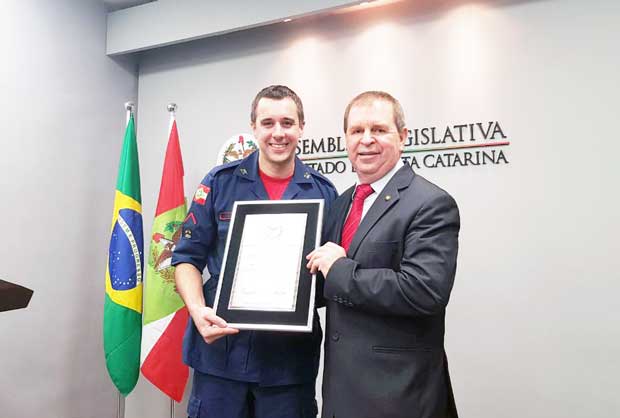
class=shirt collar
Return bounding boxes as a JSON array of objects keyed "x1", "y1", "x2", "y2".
[{"x1": 354, "y1": 160, "x2": 404, "y2": 198}]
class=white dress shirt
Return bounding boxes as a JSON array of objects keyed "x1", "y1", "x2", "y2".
[{"x1": 351, "y1": 161, "x2": 404, "y2": 220}]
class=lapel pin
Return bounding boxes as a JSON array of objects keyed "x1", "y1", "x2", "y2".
[
  {"x1": 304, "y1": 172, "x2": 311, "y2": 179},
  {"x1": 240, "y1": 168, "x2": 248, "y2": 175},
  {"x1": 385, "y1": 195, "x2": 391, "y2": 201}
]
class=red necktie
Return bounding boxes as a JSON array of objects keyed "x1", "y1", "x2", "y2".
[{"x1": 340, "y1": 184, "x2": 374, "y2": 252}]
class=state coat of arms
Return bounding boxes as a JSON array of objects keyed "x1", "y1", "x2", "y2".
[
  {"x1": 149, "y1": 220, "x2": 183, "y2": 284},
  {"x1": 216, "y1": 133, "x2": 258, "y2": 165}
]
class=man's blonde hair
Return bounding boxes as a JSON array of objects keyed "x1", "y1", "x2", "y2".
[{"x1": 343, "y1": 91, "x2": 406, "y2": 132}]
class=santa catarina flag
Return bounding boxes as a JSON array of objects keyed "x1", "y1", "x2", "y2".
[
  {"x1": 104, "y1": 114, "x2": 143, "y2": 396},
  {"x1": 140, "y1": 118, "x2": 189, "y2": 402}
]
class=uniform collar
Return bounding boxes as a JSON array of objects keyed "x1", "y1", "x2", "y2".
[
  {"x1": 291, "y1": 155, "x2": 314, "y2": 184},
  {"x1": 234, "y1": 151, "x2": 313, "y2": 184}
]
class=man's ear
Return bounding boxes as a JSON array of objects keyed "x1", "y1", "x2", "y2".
[{"x1": 399, "y1": 127, "x2": 408, "y2": 151}]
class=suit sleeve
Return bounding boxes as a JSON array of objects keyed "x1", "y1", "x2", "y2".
[
  {"x1": 171, "y1": 173, "x2": 217, "y2": 273},
  {"x1": 324, "y1": 192, "x2": 460, "y2": 317}
]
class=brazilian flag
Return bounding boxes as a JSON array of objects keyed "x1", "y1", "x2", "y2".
[{"x1": 104, "y1": 114, "x2": 143, "y2": 396}]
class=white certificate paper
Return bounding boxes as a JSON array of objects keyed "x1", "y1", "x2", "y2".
[{"x1": 228, "y1": 213, "x2": 308, "y2": 311}]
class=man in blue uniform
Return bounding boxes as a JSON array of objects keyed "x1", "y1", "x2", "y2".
[{"x1": 172, "y1": 85, "x2": 337, "y2": 418}]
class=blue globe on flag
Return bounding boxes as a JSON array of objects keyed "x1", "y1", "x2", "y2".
[{"x1": 108, "y1": 208, "x2": 144, "y2": 291}]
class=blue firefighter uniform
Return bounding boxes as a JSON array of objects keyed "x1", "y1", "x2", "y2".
[{"x1": 171, "y1": 150, "x2": 337, "y2": 417}]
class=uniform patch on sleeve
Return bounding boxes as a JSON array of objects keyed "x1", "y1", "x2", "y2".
[
  {"x1": 193, "y1": 185, "x2": 210, "y2": 205},
  {"x1": 218, "y1": 212, "x2": 232, "y2": 221},
  {"x1": 184, "y1": 212, "x2": 197, "y2": 225}
]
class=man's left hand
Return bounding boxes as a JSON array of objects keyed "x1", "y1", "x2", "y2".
[{"x1": 306, "y1": 242, "x2": 346, "y2": 277}]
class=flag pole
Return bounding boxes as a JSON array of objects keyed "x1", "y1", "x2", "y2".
[
  {"x1": 166, "y1": 102, "x2": 178, "y2": 418},
  {"x1": 115, "y1": 100, "x2": 134, "y2": 418},
  {"x1": 125, "y1": 101, "x2": 135, "y2": 124},
  {"x1": 117, "y1": 392, "x2": 125, "y2": 418},
  {"x1": 167, "y1": 103, "x2": 177, "y2": 127}
]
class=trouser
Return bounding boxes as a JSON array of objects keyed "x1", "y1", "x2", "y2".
[{"x1": 188, "y1": 371, "x2": 318, "y2": 418}]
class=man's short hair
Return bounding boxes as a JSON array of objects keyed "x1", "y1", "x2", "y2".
[
  {"x1": 250, "y1": 85, "x2": 305, "y2": 125},
  {"x1": 343, "y1": 91, "x2": 406, "y2": 133}
]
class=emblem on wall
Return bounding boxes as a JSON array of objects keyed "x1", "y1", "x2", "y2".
[{"x1": 216, "y1": 133, "x2": 258, "y2": 165}]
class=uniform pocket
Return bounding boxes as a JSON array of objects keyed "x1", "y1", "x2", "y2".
[
  {"x1": 216, "y1": 217, "x2": 230, "y2": 232},
  {"x1": 187, "y1": 395, "x2": 202, "y2": 418}
]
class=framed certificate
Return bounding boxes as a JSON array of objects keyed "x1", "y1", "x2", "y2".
[{"x1": 213, "y1": 199, "x2": 323, "y2": 332}]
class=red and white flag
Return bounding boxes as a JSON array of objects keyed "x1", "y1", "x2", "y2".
[{"x1": 140, "y1": 115, "x2": 189, "y2": 402}]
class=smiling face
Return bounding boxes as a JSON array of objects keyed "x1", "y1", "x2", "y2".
[
  {"x1": 252, "y1": 97, "x2": 303, "y2": 177},
  {"x1": 345, "y1": 98, "x2": 407, "y2": 184}
]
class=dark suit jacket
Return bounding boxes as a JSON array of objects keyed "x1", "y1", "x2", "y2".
[{"x1": 321, "y1": 164, "x2": 460, "y2": 418}]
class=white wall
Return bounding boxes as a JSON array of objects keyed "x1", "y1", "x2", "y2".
[
  {"x1": 133, "y1": 0, "x2": 620, "y2": 417},
  {"x1": 2, "y1": 0, "x2": 617, "y2": 417},
  {"x1": 0, "y1": 1, "x2": 138, "y2": 417}
]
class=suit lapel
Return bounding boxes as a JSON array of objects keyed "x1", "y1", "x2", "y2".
[{"x1": 347, "y1": 165, "x2": 415, "y2": 258}]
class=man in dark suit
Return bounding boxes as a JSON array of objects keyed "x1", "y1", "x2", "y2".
[{"x1": 307, "y1": 91, "x2": 460, "y2": 418}]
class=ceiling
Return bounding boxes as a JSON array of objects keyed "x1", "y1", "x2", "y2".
[{"x1": 103, "y1": 0, "x2": 155, "y2": 12}]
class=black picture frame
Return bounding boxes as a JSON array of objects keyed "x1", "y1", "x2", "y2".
[{"x1": 213, "y1": 199, "x2": 323, "y2": 332}]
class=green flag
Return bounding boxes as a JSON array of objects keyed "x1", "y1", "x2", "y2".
[{"x1": 104, "y1": 114, "x2": 143, "y2": 395}]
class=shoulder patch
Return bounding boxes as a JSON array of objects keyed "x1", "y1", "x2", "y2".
[{"x1": 193, "y1": 185, "x2": 210, "y2": 205}]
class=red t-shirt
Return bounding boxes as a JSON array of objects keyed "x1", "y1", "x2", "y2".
[{"x1": 259, "y1": 169, "x2": 293, "y2": 200}]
